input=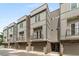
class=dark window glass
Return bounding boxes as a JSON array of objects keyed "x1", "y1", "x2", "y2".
[
  {"x1": 71, "y1": 24, "x2": 75, "y2": 35},
  {"x1": 38, "y1": 14, "x2": 40, "y2": 21},
  {"x1": 35, "y1": 15, "x2": 37, "y2": 22}
]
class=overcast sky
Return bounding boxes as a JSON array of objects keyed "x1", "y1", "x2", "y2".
[{"x1": 0, "y1": 3, "x2": 59, "y2": 32}]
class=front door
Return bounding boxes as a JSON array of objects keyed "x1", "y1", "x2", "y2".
[{"x1": 51, "y1": 43, "x2": 59, "y2": 52}]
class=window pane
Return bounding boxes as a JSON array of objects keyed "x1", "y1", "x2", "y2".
[
  {"x1": 20, "y1": 22, "x2": 23, "y2": 28},
  {"x1": 38, "y1": 14, "x2": 40, "y2": 21},
  {"x1": 71, "y1": 24, "x2": 75, "y2": 35},
  {"x1": 38, "y1": 30, "x2": 40, "y2": 39},
  {"x1": 34, "y1": 32, "x2": 37, "y2": 39},
  {"x1": 71, "y1": 3, "x2": 77, "y2": 10},
  {"x1": 75, "y1": 22, "x2": 79, "y2": 35},
  {"x1": 35, "y1": 15, "x2": 37, "y2": 22}
]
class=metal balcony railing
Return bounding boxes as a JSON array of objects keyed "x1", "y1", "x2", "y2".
[
  {"x1": 16, "y1": 36, "x2": 25, "y2": 42},
  {"x1": 31, "y1": 34, "x2": 43, "y2": 40},
  {"x1": 7, "y1": 38, "x2": 16, "y2": 43},
  {"x1": 66, "y1": 28, "x2": 79, "y2": 36}
]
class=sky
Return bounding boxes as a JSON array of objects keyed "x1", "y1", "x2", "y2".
[{"x1": 0, "y1": 3, "x2": 59, "y2": 32}]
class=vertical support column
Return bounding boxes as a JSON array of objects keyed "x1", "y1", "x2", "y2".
[
  {"x1": 60, "y1": 42, "x2": 64, "y2": 56},
  {"x1": 27, "y1": 42, "x2": 31, "y2": 52},
  {"x1": 15, "y1": 42, "x2": 17, "y2": 49},
  {"x1": 45, "y1": 41, "x2": 51, "y2": 54},
  {"x1": 8, "y1": 42, "x2": 10, "y2": 48}
]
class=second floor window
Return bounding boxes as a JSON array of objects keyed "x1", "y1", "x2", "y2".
[
  {"x1": 71, "y1": 3, "x2": 77, "y2": 10},
  {"x1": 35, "y1": 15, "x2": 37, "y2": 22},
  {"x1": 33, "y1": 27, "x2": 42, "y2": 39},
  {"x1": 71, "y1": 23, "x2": 75, "y2": 35},
  {"x1": 35, "y1": 14, "x2": 40, "y2": 22},
  {"x1": 10, "y1": 28, "x2": 12, "y2": 32},
  {"x1": 38, "y1": 14, "x2": 40, "y2": 21},
  {"x1": 19, "y1": 22, "x2": 23, "y2": 28}
]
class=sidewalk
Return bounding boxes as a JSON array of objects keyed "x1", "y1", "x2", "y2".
[
  {"x1": 28, "y1": 51, "x2": 60, "y2": 56},
  {"x1": 46, "y1": 52, "x2": 59, "y2": 56},
  {"x1": 28, "y1": 51, "x2": 45, "y2": 56}
]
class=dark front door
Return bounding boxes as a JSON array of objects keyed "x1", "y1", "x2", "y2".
[{"x1": 51, "y1": 43, "x2": 59, "y2": 52}]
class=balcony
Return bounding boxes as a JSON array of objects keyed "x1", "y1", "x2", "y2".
[
  {"x1": 30, "y1": 34, "x2": 45, "y2": 42},
  {"x1": 16, "y1": 36, "x2": 26, "y2": 42},
  {"x1": 65, "y1": 28, "x2": 79, "y2": 40},
  {"x1": 7, "y1": 38, "x2": 16, "y2": 43}
]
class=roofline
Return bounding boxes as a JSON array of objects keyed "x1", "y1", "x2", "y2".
[
  {"x1": 3, "y1": 26, "x2": 8, "y2": 31},
  {"x1": 17, "y1": 15, "x2": 30, "y2": 24},
  {"x1": 17, "y1": 15, "x2": 27, "y2": 21},
  {"x1": 31, "y1": 3, "x2": 48, "y2": 13},
  {"x1": 8, "y1": 22, "x2": 16, "y2": 28},
  {"x1": 50, "y1": 8, "x2": 60, "y2": 13}
]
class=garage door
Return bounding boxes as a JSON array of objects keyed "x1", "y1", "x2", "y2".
[
  {"x1": 64, "y1": 43, "x2": 79, "y2": 56},
  {"x1": 33, "y1": 46, "x2": 43, "y2": 52}
]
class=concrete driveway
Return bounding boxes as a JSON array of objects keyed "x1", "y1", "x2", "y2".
[{"x1": 0, "y1": 47, "x2": 43, "y2": 56}]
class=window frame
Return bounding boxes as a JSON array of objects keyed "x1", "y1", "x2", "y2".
[
  {"x1": 19, "y1": 22, "x2": 23, "y2": 28},
  {"x1": 70, "y1": 3, "x2": 78, "y2": 10}
]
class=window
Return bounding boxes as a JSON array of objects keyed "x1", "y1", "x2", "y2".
[
  {"x1": 66, "y1": 24, "x2": 71, "y2": 36},
  {"x1": 35, "y1": 15, "x2": 37, "y2": 22},
  {"x1": 71, "y1": 24, "x2": 75, "y2": 35},
  {"x1": 38, "y1": 14, "x2": 40, "y2": 21},
  {"x1": 75, "y1": 22, "x2": 79, "y2": 35},
  {"x1": 20, "y1": 22, "x2": 23, "y2": 28},
  {"x1": 33, "y1": 27, "x2": 42, "y2": 39},
  {"x1": 19, "y1": 31, "x2": 24, "y2": 40},
  {"x1": 37, "y1": 31, "x2": 38, "y2": 39},
  {"x1": 71, "y1": 3, "x2": 77, "y2": 10},
  {"x1": 10, "y1": 34, "x2": 12, "y2": 38},
  {"x1": 33, "y1": 31, "x2": 37, "y2": 39},
  {"x1": 40, "y1": 30, "x2": 42, "y2": 38},
  {"x1": 35, "y1": 14, "x2": 40, "y2": 22},
  {"x1": 10, "y1": 28, "x2": 12, "y2": 32},
  {"x1": 4, "y1": 37, "x2": 6, "y2": 39}
]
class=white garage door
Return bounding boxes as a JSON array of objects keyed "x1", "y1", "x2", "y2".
[{"x1": 64, "y1": 43, "x2": 79, "y2": 56}]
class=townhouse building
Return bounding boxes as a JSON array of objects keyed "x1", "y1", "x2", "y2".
[
  {"x1": 3, "y1": 26, "x2": 8, "y2": 48},
  {"x1": 60, "y1": 3, "x2": 79, "y2": 56},
  {"x1": 50, "y1": 9, "x2": 60, "y2": 52},
  {"x1": 16, "y1": 15, "x2": 30, "y2": 50},
  {"x1": 7, "y1": 22, "x2": 17, "y2": 48},
  {"x1": 3, "y1": 3, "x2": 60, "y2": 54},
  {"x1": 30, "y1": 4, "x2": 51, "y2": 53},
  {"x1": 29, "y1": 3, "x2": 60, "y2": 53}
]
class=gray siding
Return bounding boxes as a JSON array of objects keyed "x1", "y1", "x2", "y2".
[
  {"x1": 30, "y1": 4, "x2": 49, "y2": 41},
  {"x1": 50, "y1": 9, "x2": 60, "y2": 42}
]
